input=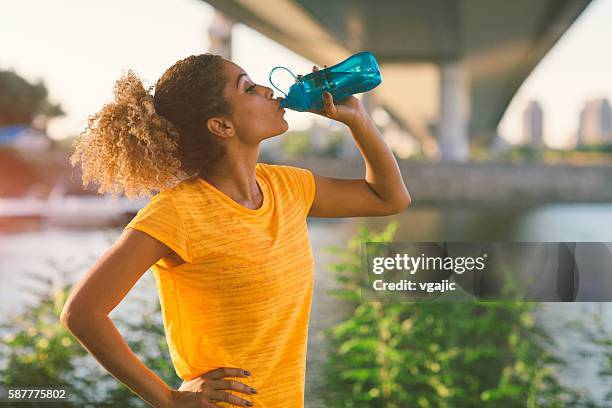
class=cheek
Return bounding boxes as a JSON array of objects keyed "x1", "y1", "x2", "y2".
[
  {"x1": 245, "y1": 104, "x2": 281, "y2": 125},
  {"x1": 233, "y1": 110, "x2": 275, "y2": 136},
  {"x1": 234, "y1": 100, "x2": 285, "y2": 135}
]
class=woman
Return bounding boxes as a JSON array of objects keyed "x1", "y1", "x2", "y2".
[{"x1": 61, "y1": 53, "x2": 411, "y2": 408}]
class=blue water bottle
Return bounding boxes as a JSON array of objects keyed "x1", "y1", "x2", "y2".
[{"x1": 269, "y1": 51, "x2": 382, "y2": 112}]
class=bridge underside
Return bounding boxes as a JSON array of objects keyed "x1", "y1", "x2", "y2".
[{"x1": 204, "y1": 0, "x2": 591, "y2": 160}]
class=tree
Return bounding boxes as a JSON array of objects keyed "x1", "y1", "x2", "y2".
[{"x1": 0, "y1": 69, "x2": 64, "y2": 126}]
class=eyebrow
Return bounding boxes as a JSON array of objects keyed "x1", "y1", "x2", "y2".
[{"x1": 236, "y1": 73, "x2": 248, "y2": 89}]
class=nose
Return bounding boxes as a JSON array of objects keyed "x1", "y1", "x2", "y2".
[{"x1": 263, "y1": 85, "x2": 274, "y2": 99}]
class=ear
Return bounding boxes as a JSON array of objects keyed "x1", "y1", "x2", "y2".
[{"x1": 206, "y1": 116, "x2": 235, "y2": 139}]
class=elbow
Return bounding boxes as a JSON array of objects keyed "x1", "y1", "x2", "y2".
[
  {"x1": 386, "y1": 195, "x2": 412, "y2": 215},
  {"x1": 61, "y1": 298, "x2": 108, "y2": 333},
  {"x1": 60, "y1": 304, "x2": 77, "y2": 329},
  {"x1": 60, "y1": 302, "x2": 91, "y2": 333},
  {"x1": 388, "y1": 194, "x2": 412, "y2": 214},
  {"x1": 403, "y1": 194, "x2": 412, "y2": 209}
]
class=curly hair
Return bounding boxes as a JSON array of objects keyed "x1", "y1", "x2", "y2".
[{"x1": 70, "y1": 53, "x2": 230, "y2": 199}]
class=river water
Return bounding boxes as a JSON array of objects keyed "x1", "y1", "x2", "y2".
[{"x1": 1, "y1": 203, "x2": 610, "y2": 405}]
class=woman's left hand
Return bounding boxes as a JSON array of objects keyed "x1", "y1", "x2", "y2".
[{"x1": 306, "y1": 65, "x2": 365, "y2": 125}]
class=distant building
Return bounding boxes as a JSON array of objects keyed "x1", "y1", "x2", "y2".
[
  {"x1": 522, "y1": 100, "x2": 544, "y2": 147},
  {"x1": 577, "y1": 98, "x2": 612, "y2": 146}
]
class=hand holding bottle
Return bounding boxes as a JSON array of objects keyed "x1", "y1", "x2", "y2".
[
  {"x1": 306, "y1": 65, "x2": 365, "y2": 125},
  {"x1": 269, "y1": 51, "x2": 381, "y2": 115}
]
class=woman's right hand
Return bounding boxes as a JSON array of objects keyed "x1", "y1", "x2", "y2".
[{"x1": 165, "y1": 367, "x2": 256, "y2": 407}]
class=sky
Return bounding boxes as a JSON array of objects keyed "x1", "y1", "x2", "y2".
[
  {"x1": 1, "y1": 0, "x2": 611, "y2": 149},
  {"x1": 498, "y1": 0, "x2": 612, "y2": 148}
]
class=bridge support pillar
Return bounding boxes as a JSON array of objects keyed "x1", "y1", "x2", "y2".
[
  {"x1": 438, "y1": 61, "x2": 470, "y2": 162},
  {"x1": 208, "y1": 10, "x2": 233, "y2": 59}
]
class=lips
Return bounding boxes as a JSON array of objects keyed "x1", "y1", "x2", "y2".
[{"x1": 275, "y1": 98, "x2": 284, "y2": 110}]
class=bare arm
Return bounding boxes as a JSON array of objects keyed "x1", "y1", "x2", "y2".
[
  {"x1": 307, "y1": 91, "x2": 412, "y2": 218},
  {"x1": 60, "y1": 228, "x2": 175, "y2": 408}
]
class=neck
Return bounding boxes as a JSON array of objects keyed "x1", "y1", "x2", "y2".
[{"x1": 196, "y1": 144, "x2": 262, "y2": 205}]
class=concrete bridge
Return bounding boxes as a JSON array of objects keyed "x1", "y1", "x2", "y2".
[{"x1": 203, "y1": 0, "x2": 592, "y2": 161}]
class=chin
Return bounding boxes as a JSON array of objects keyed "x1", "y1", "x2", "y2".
[
  {"x1": 263, "y1": 124, "x2": 289, "y2": 140},
  {"x1": 276, "y1": 119, "x2": 289, "y2": 134}
]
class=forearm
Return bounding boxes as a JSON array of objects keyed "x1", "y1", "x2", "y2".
[
  {"x1": 63, "y1": 312, "x2": 172, "y2": 408},
  {"x1": 344, "y1": 107, "x2": 411, "y2": 206}
]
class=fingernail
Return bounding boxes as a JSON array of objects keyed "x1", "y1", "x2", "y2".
[
  {"x1": 244, "y1": 370, "x2": 251, "y2": 376},
  {"x1": 246, "y1": 402, "x2": 253, "y2": 407},
  {"x1": 250, "y1": 387, "x2": 257, "y2": 394}
]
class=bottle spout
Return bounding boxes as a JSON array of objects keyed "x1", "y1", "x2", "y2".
[{"x1": 276, "y1": 84, "x2": 311, "y2": 111}]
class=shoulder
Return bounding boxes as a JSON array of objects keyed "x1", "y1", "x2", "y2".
[
  {"x1": 257, "y1": 162, "x2": 314, "y2": 184},
  {"x1": 257, "y1": 162, "x2": 316, "y2": 210},
  {"x1": 124, "y1": 183, "x2": 193, "y2": 263},
  {"x1": 133, "y1": 179, "x2": 197, "y2": 217},
  {"x1": 145, "y1": 178, "x2": 200, "y2": 205}
]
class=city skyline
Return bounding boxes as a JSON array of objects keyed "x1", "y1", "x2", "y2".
[
  {"x1": 577, "y1": 97, "x2": 612, "y2": 145},
  {"x1": 498, "y1": 0, "x2": 612, "y2": 148},
  {"x1": 522, "y1": 100, "x2": 544, "y2": 147},
  {"x1": 520, "y1": 96, "x2": 612, "y2": 148}
]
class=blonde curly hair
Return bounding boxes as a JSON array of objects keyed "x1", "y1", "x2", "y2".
[{"x1": 70, "y1": 53, "x2": 230, "y2": 200}]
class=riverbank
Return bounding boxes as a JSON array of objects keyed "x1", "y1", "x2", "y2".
[
  {"x1": 3, "y1": 147, "x2": 612, "y2": 207},
  {"x1": 284, "y1": 157, "x2": 612, "y2": 206}
]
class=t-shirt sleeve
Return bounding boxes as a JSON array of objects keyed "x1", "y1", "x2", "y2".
[
  {"x1": 123, "y1": 192, "x2": 192, "y2": 263},
  {"x1": 282, "y1": 165, "x2": 316, "y2": 215}
]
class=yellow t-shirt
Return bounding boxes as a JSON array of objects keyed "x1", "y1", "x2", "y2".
[{"x1": 123, "y1": 162, "x2": 316, "y2": 408}]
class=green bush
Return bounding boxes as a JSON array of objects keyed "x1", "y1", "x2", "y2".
[
  {"x1": 496, "y1": 145, "x2": 543, "y2": 163},
  {"x1": 320, "y1": 222, "x2": 600, "y2": 407},
  {"x1": 281, "y1": 131, "x2": 312, "y2": 157},
  {"x1": 568, "y1": 304, "x2": 612, "y2": 404},
  {"x1": 0, "y1": 272, "x2": 179, "y2": 407},
  {"x1": 575, "y1": 142, "x2": 612, "y2": 153}
]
